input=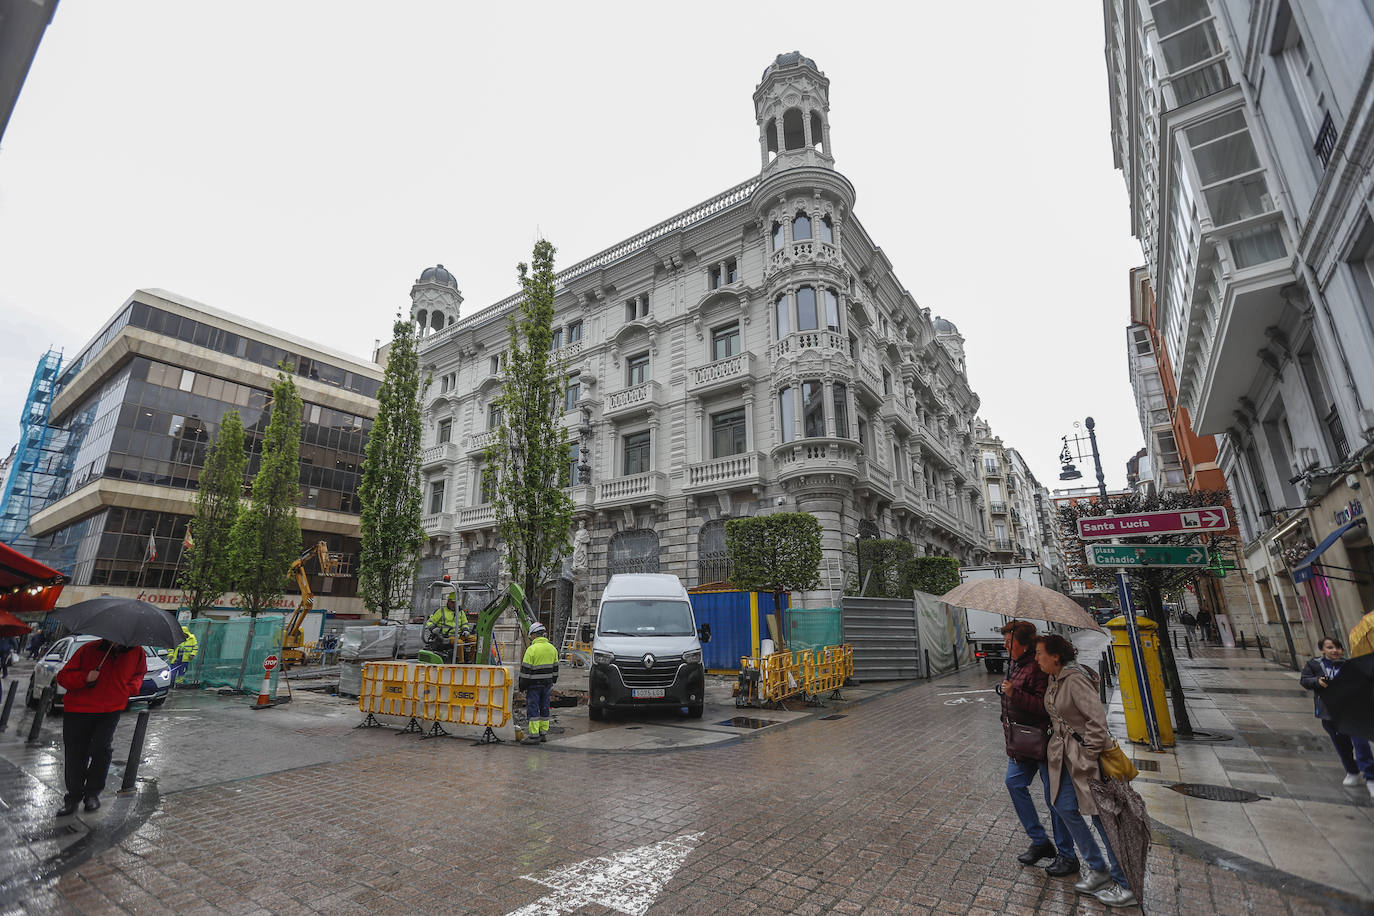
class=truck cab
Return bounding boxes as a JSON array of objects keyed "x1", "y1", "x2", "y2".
[{"x1": 588, "y1": 574, "x2": 710, "y2": 721}]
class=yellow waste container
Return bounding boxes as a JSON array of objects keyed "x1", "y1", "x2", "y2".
[{"x1": 1105, "y1": 615, "x2": 1174, "y2": 747}]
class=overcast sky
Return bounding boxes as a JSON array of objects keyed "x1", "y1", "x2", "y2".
[{"x1": 0, "y1": 1, "x2": 1145, "y2": 492}]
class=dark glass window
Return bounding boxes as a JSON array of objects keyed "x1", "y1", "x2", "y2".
[
  {"x1": 833, "y1": 384, "x2": 850, "y2": 438},
  {"x1": 797, "y1": 286, "x2": 818, "y2": 331},
  {"x1": 565, "y1": 373, "x2": 581, "y2": 411},
  {"x1": 429, "y1": 480, "x2": 445, "y2": 515},
  {"x1": 437, "y1": 419, "x2": 452, "y2": 444},
  {"x1": 779, "y1": 386, "x2": 796, "y2": 443},
  {"x1": 824, "y1": 288, "x2": 840, "y2": 332},
  {"x1": 803, "y1": 380, "x2": 825, "y2": 438},
  {"x1": 820, "y1": 214, "x2": 834, "y2": 243},
  {"x1": 775, "y1": 294, "x2": 790, "y2": 339},
  {"x1": 712, "y1": 323, "x2": 740, "y2": 362},
  {"x1": 771, "y1": 221, "x2": 784, "y2": 251},
  {"x1": 624, "y1": 431, "x2": 651, "y2": 475},
  {"x1": 627, "y1": 353, "x2": 649, "y2": 386},
  {"x1": 711, "y1": 408, "x2": 747, "y2": 458},
  {"x1": 793, "y1": 211, "x2": 812, "y2": 241}
]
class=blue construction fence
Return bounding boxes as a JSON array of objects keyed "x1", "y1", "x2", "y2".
[
  {"x1": 688, "y1": 589, "x2": 841, "y2": 672},
  {"x1": 176, "y1": 614, "x2": 285, "y2": 693}
]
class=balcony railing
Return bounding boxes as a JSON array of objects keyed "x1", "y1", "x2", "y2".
[
  {"x1": 685, "y1": 451, "x2": 763, "y2": 491},
  {"x1": 422, "y1": 512, "x2": 453, "y2": 535},
  {"x1": 990, "y1": 538, "x2": 1013, "y2": 552},
  {"x1": 421, "y1": 442, "x2": 457, "y2": 469},
  {"x1": 468, "y1": 429, "x2": 502, "y2": 454},
  {"x1": 988, "y1": 501, "x2": 1008, "y2": 514},
  {"x1": 597, "y1": 470, "x2": 668, "y2": 505},
  {"x1": 604, "y1": 380, "x2": 661, "y2": 419},
  {"x1": 1314, "y1": 111, "x2": 1338, "y2": 170},
  {"x1": 688, "y1": 352, "x2": 756, "y2": 396},
  {"x1": 768, "y1": 330, "x2": 846, "y2": 362},
  {"x1": 456, "y1": 505, "x2": 497, "y2": 529},
  {"x1": 771, "y1": 437, "x2": 860, "y2": 483}
]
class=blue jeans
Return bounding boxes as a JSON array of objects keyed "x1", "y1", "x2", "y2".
[
  {"x1": 1051, "y1": 764, "x2": 1129, "y2": 890},
  {"x1": 1322, "y1": 719, "x2": 1374, "y2": 780},
  {"x1": 1005, "y1": 758, "x2": 1073, "y2": 857}
]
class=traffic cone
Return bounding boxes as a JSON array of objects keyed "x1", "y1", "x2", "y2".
[{"x1": 251, "y1": 669, "x2": 275, "y2": 709}]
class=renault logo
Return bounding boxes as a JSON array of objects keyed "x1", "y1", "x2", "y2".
[{"x1": 642, "y1": 653, "x2": 656, "y2": 669}]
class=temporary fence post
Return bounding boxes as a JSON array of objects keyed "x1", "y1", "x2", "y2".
[
  {"x1": 27, "y1": 685, "x2": 53, "y2": 744},
  {"x1": 235, "y1": 618, "x2": 258, "y2": 693},
  {"x1": 0, "y1": 681, "x2": 16, "y2": 732},
  {"x1": 117, "y1": 709, "x2": 151, "y2": 796},
  {"x1": 923, "y1": 649, "x2": 931, "y2": 680}
]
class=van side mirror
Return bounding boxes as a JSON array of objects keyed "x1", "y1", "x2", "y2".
[
  {"x1": 698, "y1": 623, "x2": 711, "y2": 644},
  {"x1": 580, "y1": 623, "x2": 593, "y2": 643}
]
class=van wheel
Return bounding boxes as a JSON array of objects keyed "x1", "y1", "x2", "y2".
[
  {"x1": 687, "y1": 704, "x2": 703, "y2": 719},
  {"x1": 588, "y1": 704, "x2": 605, "y2": 722},
  {"x1": 984, "y1": 659, "x2": 1002, "y2": 674}
]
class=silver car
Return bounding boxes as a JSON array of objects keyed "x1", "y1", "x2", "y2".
[{"x1": 26, "y1": 635, "x2": 172, "y2": 710}]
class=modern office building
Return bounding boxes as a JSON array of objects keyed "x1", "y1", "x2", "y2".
[
  {"x1": 1104, "y1": 0, "x2": 1374, "y2": 655},
  {"x1": 411, "y1": 53, "x2": 989, "y2": 619},
  {"x1": 0, "y1": 350, "x2": 67, "y2": 554},
  {"x1": 21, "y1": 289, "x2": 382, "y2": 619}
]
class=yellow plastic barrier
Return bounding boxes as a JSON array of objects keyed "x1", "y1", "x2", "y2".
[
  {"x1": 806, "y1": 644, "x2": 853, "y2": 696},
  {"x1": 359, "y1": 661, "x2": 423, "y2": 718},
  {"x1": 420, "y1": 664, "x2": 511, "y2": 729},
  {"x1": 737, "y1": 644, "x2": 853, "y2": 706}
]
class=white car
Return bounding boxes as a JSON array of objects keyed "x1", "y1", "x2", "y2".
[{"x1": 27, "y1": 635, "x2": 172, "y2": 710}]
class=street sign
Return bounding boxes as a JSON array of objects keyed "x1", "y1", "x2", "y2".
[
  {"x1": 1085, "y1": 544, "x2": 1210, "y2": 568},
  {"x1": 1077, "y1": 506, "x2": 1229, "y2": 540},
  {"x1": 263, "y1": 654, "x2": 279, "y2": 671}
]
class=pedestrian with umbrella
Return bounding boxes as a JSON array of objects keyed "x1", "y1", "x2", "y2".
[
  {"x1": 47, "y1": 598, "x2": 182, "y2": 817},
  {"x1": 1300, "y1": 636, "x2": 1374, "y2": 798}
]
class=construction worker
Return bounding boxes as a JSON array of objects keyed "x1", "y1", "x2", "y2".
[
  {"x1": 424, "y1": 594, "x2": 458, "y2": 655},
  {"x1": 168, "y1": 626, "x2": 197, "y2": 684},
  {"x1": 519, "y1": 622, "x2": 559, "y2": 744}
]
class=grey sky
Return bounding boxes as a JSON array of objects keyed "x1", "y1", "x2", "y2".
[{"x1": 0, "y1": 1, "x2": 1145, "y2": 491}]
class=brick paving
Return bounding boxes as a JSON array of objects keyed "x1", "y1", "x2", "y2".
[{"x1": 4, "y1": 664, "x2": 1368, "y2": 914}]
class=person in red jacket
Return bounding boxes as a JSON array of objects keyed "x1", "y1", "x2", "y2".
[{"x1": 54, "y1": 639, "x2": 146, "y2": 816}]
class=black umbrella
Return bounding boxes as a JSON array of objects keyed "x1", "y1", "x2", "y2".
[
  {"x1": 48, "y1": 597, "x2": 184, "y2": 649},
  {"x1": 1323, "y1": 653, "x2": 1374, "y2": 741}
]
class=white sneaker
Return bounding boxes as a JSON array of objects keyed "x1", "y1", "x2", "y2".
[
  {"x1": 1096, "y1": 884, "x2": 1139, "y2": 908},
  {"x1": 1343, "y1": 773, "x2": 1363, "y2": 787},
  {"x1": 1367, "y1": 780, "x2": 1374, "y2": 799}
]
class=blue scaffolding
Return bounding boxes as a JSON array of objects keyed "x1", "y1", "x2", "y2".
[{"x1": 0, "y1": 350, "x2": 65, "y2": 550}]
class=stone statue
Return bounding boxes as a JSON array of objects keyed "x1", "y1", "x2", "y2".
[{"x1": 571, "y1": 520, "x2": 590, "y2": 572}]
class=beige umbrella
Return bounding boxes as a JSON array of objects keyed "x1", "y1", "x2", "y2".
[{"x1": 941, "y1": 578, "x2": 1104, "y2": 632}]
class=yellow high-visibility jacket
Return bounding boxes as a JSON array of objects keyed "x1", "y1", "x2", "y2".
[
  {"x1": 519, "y1": 636, "x2": 559, "y2": 691},
  {"x1": 171, "y1": 630, "x2": 198, "y2": 663}
]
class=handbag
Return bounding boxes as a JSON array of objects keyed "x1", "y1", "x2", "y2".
[
  {"x1": 1003, "y1": 717, "x2": 1050, "y2": 761},
  {"x1": 1099, "y1": 740, "x2": 1139, "y2": 782}
]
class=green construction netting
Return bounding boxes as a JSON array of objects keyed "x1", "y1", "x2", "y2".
[
  {"x1": 178, "y1": 615, "x2": 285, "y2": 693},
  {"x1": 787, "y1": 607, "x2": 843, "y2": 653}
]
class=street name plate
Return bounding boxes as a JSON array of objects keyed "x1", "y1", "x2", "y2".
[
  {"x1": 1085, "y1": 544, "x2": 1210, "y2": 567},
  {"x1": 1077, "y1": 506, "x2": 1228, "y2": 540}
]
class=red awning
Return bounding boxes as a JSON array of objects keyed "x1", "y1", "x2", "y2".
[{"x1": 0, "y1": 541, "x2": 66, "y2": 614}]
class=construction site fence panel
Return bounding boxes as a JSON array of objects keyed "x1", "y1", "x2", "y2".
[
  {"x1": 359, "y1": 661, "x2": 423, "y2": 718},
  {"x1": 358, "y1": 661, "x2": 514, "y2": 739},
  {"x1": 787, "y1": 607, "x2": 842, "y2": 653},
  {"x1": 741, "y1": 643, "x2": 853, "y2": 704},
  {"x1": 179, "y1": 615, "x2": 285, "y2": 693}
]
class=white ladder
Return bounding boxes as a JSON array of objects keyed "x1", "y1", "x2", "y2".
[
  {"x1": 561, "y1": 615, "x2": 580, "y2": 650},
  {"x1": 826, "y1": 557, "x2": 843, "y2": 603}
]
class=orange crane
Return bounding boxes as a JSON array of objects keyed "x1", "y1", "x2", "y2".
[{"x1": 282, "y1": 541, "x2": 339, "y2": 666}]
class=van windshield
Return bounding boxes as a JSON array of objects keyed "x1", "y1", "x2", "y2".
[{"x1": 598, "y1": 599, "x2": 695, "y2": 637}]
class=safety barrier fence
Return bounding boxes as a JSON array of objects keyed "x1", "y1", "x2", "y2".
[
  {"x1": 179, "y1": 615, "x2": 285, "y2": 693},
  {"x1": 358, "y1": 660, "x2": 512, "y2": 742},
  {"x1": 737, "y1": 643, "x2": 853, "y2": 706}
]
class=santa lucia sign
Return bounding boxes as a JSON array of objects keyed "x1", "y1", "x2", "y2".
[{"x1": 1077, "y1": 507, "x2": 1229, "y2": 540}]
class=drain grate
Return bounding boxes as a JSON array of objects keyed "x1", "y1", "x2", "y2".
[
  {"x1": 1130, "y1": 758, "x2": 1160, "y2": 772},
  {"x1": 1169, "y1": 783, "x2": 1265, "y2": 802},
  {"x1": 22, "y1": 823, "x2": 82, "y2": 844},
  {"x1": 718, "y1": 717, "x2": 776, "y2": 729},
  {"x1": 820, "y1": 714, "x2": 847, "y2": 720}
]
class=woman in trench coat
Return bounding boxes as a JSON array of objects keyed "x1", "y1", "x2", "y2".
[{"x1": 1037, "y1": 634, "x2": 1137, "y2": 909}]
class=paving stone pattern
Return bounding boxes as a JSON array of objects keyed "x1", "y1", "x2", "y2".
[{"x1": 5, "y1": 665, "x2": 1365, "y2": 914}]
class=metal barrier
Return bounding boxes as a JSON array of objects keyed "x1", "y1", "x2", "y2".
[
  {"x1": 738, "y1": 644, "x2": 852, "y2": 706},
  {"x1": 357, "y1": 661, "x2": 513, "y2": 743}
]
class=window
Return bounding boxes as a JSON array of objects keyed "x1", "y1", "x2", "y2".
[
  {"x1": 793, "y1": 211, "x2": 812, "y2": 241},
  {"x1": 779, "y1": 386, "x2": 796, "y2": 443},
  {"x1": 479, "y1": 465, "x2": 496, "y2": 504},
  {"x1": 566, "y1": 320, "x2": 583, "y2": 344},
  {"x1": 796, "y1": 286, "x2": 818, "y2": 330},
  {"x1": 624, "y1": 431, "x2": 651, "y2": 474},
  {"x1": 627, "y1": 352, "x2": 649, "y2": 386},
  {"x1": 881, "y1": 368, "x2": 892, "y2": 396},
  {"x1": 771, "y1": 221, "x2": 784, "y2": 251},
  {"x1": 711, "y1": 408, "x2": 747, "y2": 458},
  {"x1": 626, "y1": 294, "x2": 649, "y2": 321},
  {"x1": 824, "y1": 288, "x2": 840, "y2": 332},
  {"x1": 832, "y1": 384, "x2": 849, "y2": 438},
  {"x1": 488, "y1": 404, "x2": 504, "y2": 429},
  {"x1": 820, "y1": 214, "x2": 834, "y2": 244},
  {"x1": 782, "y1": 108, "x2": 805, "y2": 150},
  {"x1": 550, "y1": 327, "x2": 562, "y2": 350},
  {"x1": 712, "y1": 323, "x2": 740, "y2": 362},
  {"x1": 858, "y1": 416, "x2": 868, "y2": 451},
  {"x1": 437, "y1": 419, "x2": 452, "y2": 444},
  {"x1": 726, "y1": 258, "x2": 738, "y2": 284},
  {"x1": 565, "y1": 442, "x2": 580, "y2": 486},
  {"x1": 564, "y1": 373, "x2": 580, "y2": 412},
  {"x1": 893, "y1": 443, "x2": 903, "y2": 478},
  {"x1": 810, "y1": 111, "x2": 824, "y2": 152},
  {"x1": 428, "y1": 480, "x2": 445, "y2": 515},
  {"x1": 710, "y1": 266, "x2": 722, "y2": 289},
  {"x1": 802, "y1": 380, "x2": 825, "y2": 438},
  {"x1": 489, "y1": 354, "x2": 505, "y2": 376},
  {"x1": 708, "y1": 259, "x2": 737, "y2": 289}
]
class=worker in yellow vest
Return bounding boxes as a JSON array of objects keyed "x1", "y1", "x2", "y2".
[
  {"x1": 519, "y1": 622, "x2": 559, "y2": 744},
  {"x1": 169, "y1": 626, "x2": 197, "y2": 684}
]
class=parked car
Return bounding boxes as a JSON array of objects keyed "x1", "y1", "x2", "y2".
[{"x1": 26, "y1": 635, "x2": 172, "y2": 710}]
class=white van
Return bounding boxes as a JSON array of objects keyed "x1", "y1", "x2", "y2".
[{"x1": 589, "y1": 573, "x2": 711, "y2": 721}]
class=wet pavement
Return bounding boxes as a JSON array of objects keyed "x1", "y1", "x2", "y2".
[{"x1": 0, "y1": 652, "x2": 1368, "y2": 914}]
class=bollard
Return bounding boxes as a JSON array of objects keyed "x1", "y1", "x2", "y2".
[
  {"x1": 27, "y1": 685, "x2": 54, "y2": 744},
  {"x1": 117, "y1": 709, "x2": 151, "y2": 796},
  {"x1": 1097, "y1": 658, "x2": 1108, "y2": 705},
  {"x1": 1184, "y1": 632, "x2": 1194, "y2": 660},
  {"x1": 1240, "y1": 631, "x2": 1247, "y2": 650},
  {"x1": 0, "y1": 681, "x2": 16, "y2": 732}
]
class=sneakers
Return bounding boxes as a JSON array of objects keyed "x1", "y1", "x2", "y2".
[
  {"x1": 1096, "y1": 884, "x2": 1139, "y2": 908},
  {"x1": 1044, "y1": 855, "x2": 1080, "y2": 877},
  {"x1": 1368, "y1": 780, "x2": 1374, "y2": 799},
  {"x1": 1073, "y1": 868, "x2": 1113, "y2": 893},
  {"x1": 1017, "y1": 841, "x2": 1054, "y2": 865},
  {"x1": 1342, "y1": 772, "x2": 1363, "y2": 787}
]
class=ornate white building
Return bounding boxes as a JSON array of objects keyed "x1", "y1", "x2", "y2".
[{"x1": 410, "y1": 53, "x2": 986, "y2": 622}]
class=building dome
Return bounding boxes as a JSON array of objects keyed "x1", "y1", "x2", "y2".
[
  {"x1": 763, "y1": 51, "x2": 819, "y2": 80},
  {"x1": 416, "y1": 264, "x2": 459, "y2": 292},
  {"x1": 933, "y1": 316, "x2": 960, "y2": 335}
]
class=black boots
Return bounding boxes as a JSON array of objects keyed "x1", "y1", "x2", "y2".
[{"x1": 1017, "y1": 841, "x2": 1054, "y2": 865}]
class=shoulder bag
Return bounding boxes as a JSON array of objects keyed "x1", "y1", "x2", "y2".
[{"x1": 1003, "y1": 717, "x2": 1050, "y2": 761}]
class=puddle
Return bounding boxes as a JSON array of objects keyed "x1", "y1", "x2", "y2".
[{"x1": 717, "y1": 717, "x2": 778, "y2": 729}]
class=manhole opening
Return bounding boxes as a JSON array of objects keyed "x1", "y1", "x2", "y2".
[
  {"x1": 718, "y1": 717, "x2": 775, "y2": 729},
  {"x1": 1169, "y1": 783, "x2": 1265, "y2": 802},
  {"x1": 820, "y1": 714, "x2": 847, "y2": 720},
  {"x1": 1130, "y1": 758, "x2": 1160, "y2": 772}
]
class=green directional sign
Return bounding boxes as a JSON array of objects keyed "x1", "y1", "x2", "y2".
[{"x1": 1084, "y1": 544, "x2": 1210, "y2": 568}]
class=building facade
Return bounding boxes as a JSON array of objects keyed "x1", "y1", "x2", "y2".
[
  {"x1": 974, "y1": 420, "x2": 1067, "y2": 588},
  {"x1": 412, "y1": 54, "x2": 988, "y2": 620},
  {"x1": 1104, "y1": 0, "x2": 1374, "y2": 656},
  {"x1": 21, "y1": 289, "x2": 382, "y2": 618}
]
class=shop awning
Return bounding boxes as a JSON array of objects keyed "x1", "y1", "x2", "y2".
[
  {"x1": 0, "y1": 541, "x2": 66, "y2": 614},
  {"x1": 1292, "y1": 517, "x2": 1368, "y2": 584}
]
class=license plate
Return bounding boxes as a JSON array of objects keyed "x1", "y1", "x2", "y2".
[{"x1": 631, "y1": 688, "x2": 665, "y2": 699}]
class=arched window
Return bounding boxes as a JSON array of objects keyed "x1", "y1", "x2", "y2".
[
  {"x1": 775, "y1": 293, "x2": 790, "y2": 339},
  {"x1": 608, "y1": 529, "x2": 660, "y2": 575},
  {"x1": 766, "y1": 119, "x2": 779, "y2": 160},
  {"x1": 802, "y1": 380, "x2": 825, "y2": 438},
  {"x1": 416, "y1": 309, "x2": 428, "y2": 332},
  {"x1": 793, "y1": 211, "x2": 812, "y2": 241},
  {"x1": 782, "y1": 108, "x2": 805, "y2": 150},
  {"x1": 824, "y1": 288, "x2": 840, "y2": 332},
  {"x1": 820, "y1": 214, "x2": 834, "y2": 244},
  {"x1": 771, "y1": 221, "x2": 784, "y2": 251},
  {"x1": 779, "y1": 386, "x2": 796, "y2": 443},
  {"x1": 697, "y1": 519, "x2": 729, "y2": 586},
  {"x1": 796, "y1": 286, "x2": 818, "y2": 330},
  {"x1": 464, "y1": 548, "x2": 501, "y2": 612},
  {"x1": 810, "y1": 111, "x2": 825, "y2": 153}
]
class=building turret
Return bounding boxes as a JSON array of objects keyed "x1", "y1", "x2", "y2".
[
  {"x1": 411, "y1": 264, "x2": 462, "y2": 336},
  {"x1": 754, "y1": 51, "x2": 834, "y2": 176}
]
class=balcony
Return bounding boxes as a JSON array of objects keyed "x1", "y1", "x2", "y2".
[
  {"x1": 564, "y1": 484, "x2": 595, "y2": 511},
  {"x1": 422, "y1": 512, "x2": 453, "y2": 537},
  {"x1": 456, "y1": 505, "x2": 497, "y2": 531},
  {"x1": 604, "y1": 380, "x2": 662, "y2": 421},
  {"x1": 420, "y1": 442, "x2": 458, "y2": 470},
  {"x1": 766, "y1": 240, "x2": 841, "y2": 278},
  {"x1": 597, "y1": 470, "x2": 669, "y2": 507},
  {"x1": 928, "y1": 501, "x2": 964, "y2": 535},
  {"x1": 467, "y1": 429, "x2": 502, "y2": 454},
  {"x1": 891, "y1": 480, "x2": 925, "y2": 517},
  {"x1": 684, "y1": 451, "x2": 764, "y2": 493},
  {"x1": 988, "y1": 501, "x2": 1007, "y2": 514},
  {"x1": 856, "y1": 455, "x2": 894, "y2": 500},
  {"x1": 879, "y1": 395, "x2": 915, "y2": 436},
  {"x1": 688, "y1": 352, "x2": 757, "y2": 397},
  {"x1": 990, "y1": 538, "x2": 1013, "y2": 552},
  {"x1": 771, "y1": 437, "x2": 860, "y2": 485},
  {"x1": 768, "y1": 330, "x2": 846, "y2": 363},
  {"x1": 856, "y1": 360, "x2": 884, "y2": 404}
]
